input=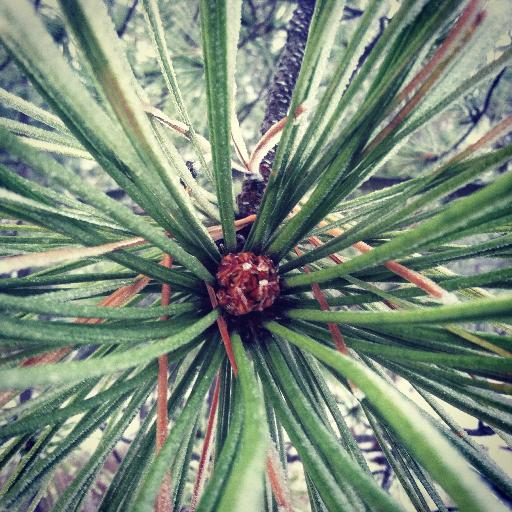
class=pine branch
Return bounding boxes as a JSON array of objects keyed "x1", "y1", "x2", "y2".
[{"x1": 237, "y1": 0, "x2": 315, "y2": 216}]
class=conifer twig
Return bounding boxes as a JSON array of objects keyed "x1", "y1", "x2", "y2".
[{"x1": 156, "y1": 254, "x2": 173, "y2": 512}]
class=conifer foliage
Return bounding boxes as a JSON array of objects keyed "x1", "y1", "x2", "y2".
[{"x1": 0, "y1": 1, "x2": 511, "y2": 511}]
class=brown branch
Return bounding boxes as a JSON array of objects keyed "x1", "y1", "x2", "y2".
[
  {"x1": 396, "y1": 0, "x2": 482, "y2": 104},
  {"x1": 190, "y1": 375, "x2": 220, "y2": 511},
  {"x1": 367, "y1": 5, "x2": 486, "y2": 155},
  {"x1": 116, "y1": 0, "x2": 139, "y2": 37},
  {"x1": 237, "y1": 0, "x2": 315, "y2": 215},
  {"x1": 248, "y1": 104, "x2": 306, "y2": 174},
  {"x1": 206, "y1": 284, "x2": 238, "y2": 376},
  {"x1": 448, "y1": 114, "x2": 512, "y2": 164},
  {"x1": 266, "y1": 444, "x2": 292, "y2": 512},
  {"x1": 156, "y1": 254, "x2": 173, "y2": 512},
  {"x1": 440, "y1": 70, "x2": 509, "y2": 161},
  {"x1": 294, "y1": 245, "x2": 348, "y2": 354},
  {"x1": 0, "y1": 271, "x2": 153, "y2": 407},
  {"x1": 0, "y1": 216, "x2": 258, "y2": 405}
]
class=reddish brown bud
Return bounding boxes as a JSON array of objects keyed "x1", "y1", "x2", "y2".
[{"x1": 216, "y1": 252, "x2": 280, "y2": 316}]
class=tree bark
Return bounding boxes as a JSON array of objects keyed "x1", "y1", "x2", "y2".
[{"x1": 237, "y1": 0, "x2": 315, "y2": 217}]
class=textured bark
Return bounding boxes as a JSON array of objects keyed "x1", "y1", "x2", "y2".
[
  {"x1": 259, "y1": 0, "x2": 315, "y2": 139},
  {"x1": 237, "y1": 0, "x2": 315, "y2": 217}
]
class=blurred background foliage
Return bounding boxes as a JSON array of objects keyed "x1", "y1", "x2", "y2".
[{"x1": 1, "y1": 0, "x2": 510, "y2": 196}]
